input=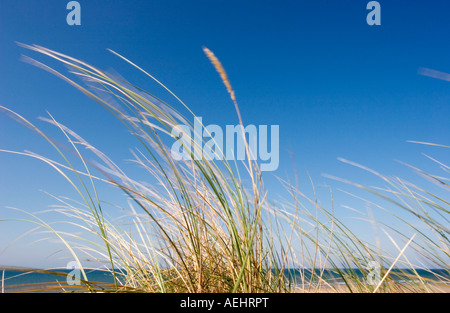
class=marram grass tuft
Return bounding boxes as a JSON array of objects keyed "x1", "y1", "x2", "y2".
[{"x1": 0, "y1": 44, "x2": 448, "y2": 293}]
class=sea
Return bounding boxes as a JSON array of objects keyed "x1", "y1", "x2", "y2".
[
  {"x1": 0, "y1": 267, "x2": 448, "y2": 293},
  {"x1": 0, "y1": 268, "x2": 118, "y2": 293}
]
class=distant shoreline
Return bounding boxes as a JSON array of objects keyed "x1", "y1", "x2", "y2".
[{"x1": 2, "y1": 268, "x2": 449, "y2": 293}]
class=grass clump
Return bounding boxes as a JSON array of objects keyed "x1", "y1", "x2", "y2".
[{"x1": 0, "y1": 44, "x2": 448, "y2": 293}]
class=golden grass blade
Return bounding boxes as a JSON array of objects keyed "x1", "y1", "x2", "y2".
[{"x1": 373, "y1": 233, "x2": 416, "y2": 293}]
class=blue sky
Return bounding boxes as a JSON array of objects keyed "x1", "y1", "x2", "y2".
[{"x1": 1, "y1": 0, "x2": 449, "y2": 268}]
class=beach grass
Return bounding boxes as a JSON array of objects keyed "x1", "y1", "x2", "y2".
[{"x1": 0, "y1": 44, "x2": 448, "y2": 293}]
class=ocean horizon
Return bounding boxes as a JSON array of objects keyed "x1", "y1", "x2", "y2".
[{"x1": 1, "y1": 267, "x2": 448, "y2": 293}]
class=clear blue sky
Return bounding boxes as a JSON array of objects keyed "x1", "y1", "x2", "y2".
[{"x1": 0, "y1": 0, "x2": 449, "y2": 268}]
